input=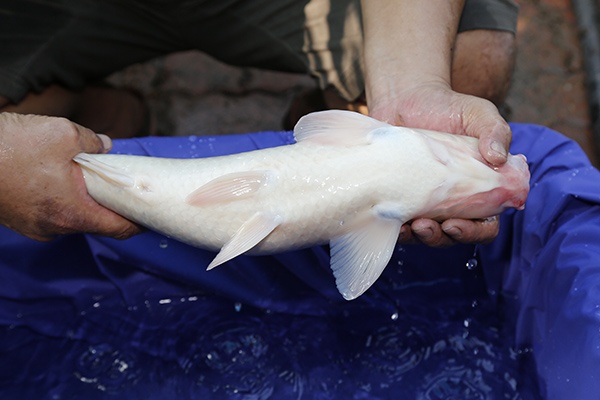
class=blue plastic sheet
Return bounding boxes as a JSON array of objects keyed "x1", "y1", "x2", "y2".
[{"x1": 0, "y1": 123, "x2": 599, "y2": 399}]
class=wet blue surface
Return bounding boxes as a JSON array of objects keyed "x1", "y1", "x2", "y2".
[
  {"x1": 0, "y1": 273, "x2": 533, "y2": 399},
  {"x1": 3, "y1": 123, "x2": 600, "y2": 399},
  {"x1": 0, "y1": 235, "x2": 538, "y2": 399}
]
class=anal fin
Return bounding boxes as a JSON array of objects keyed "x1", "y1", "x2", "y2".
[
  {"x1": 330, "y1": 212, "x2": 403, "y2": 300},
  {"x1": 207, "y1": 212, "x2": 283, "y2": 270}
]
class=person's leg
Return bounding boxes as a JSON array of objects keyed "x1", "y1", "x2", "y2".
[
  {"x1": 451, "y1": 0, "x2": 519, "y2": 107},
  {"x1": 451, "y1": 29, "x2": 516, "y2": 107},
  {"x1": 0, "y1": 1, "x2": 185, "y2": 137},
  {"x1": 0, "y1": 86, "x2": 147, "y2": 139}
]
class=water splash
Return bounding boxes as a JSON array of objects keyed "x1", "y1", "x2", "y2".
[
  {"x1": 0, "y1": 288, "x2": 528, "y2": 399},
  {"x1": 74, "y1": 344, "x2": 140, "y2": 394}
]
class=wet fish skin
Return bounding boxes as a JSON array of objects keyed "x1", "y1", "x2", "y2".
[{"x1": 74, "y1": 110, "x2": 530, "y2": 300}]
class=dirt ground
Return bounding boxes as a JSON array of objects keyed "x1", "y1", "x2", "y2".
[
  {"x1": 107, "y1": 0, "x2": 599, "y2": 166},
  {"x1": 508, "y1": 0, "x2": 598, "y2": 165}
]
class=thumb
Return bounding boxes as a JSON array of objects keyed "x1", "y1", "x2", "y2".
[
  {"x1": 71, "y1": 122, "x2": 113, "y2": 155},
  {"x1": 96, "y1": 134, "x2": 113, "y2": 153},
  {"x1": 477, "y1": 118, "x2": 511, "y2": 166},
  {"x1": 463, "y1": 98, "x2": 512, "y2": 166}
]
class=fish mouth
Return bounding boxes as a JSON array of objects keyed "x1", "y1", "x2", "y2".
[{"x1": 499, "y1": 153, "x2": 531, "y2": 209}]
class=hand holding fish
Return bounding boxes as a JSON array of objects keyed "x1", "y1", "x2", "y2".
[
  {"x1": 368, "y1": 82, "x2": 511, "y2": 247},
  {"x1": 0, "y1": 113, "x2": 141, "y2": 241},
  {"x1": 361, "y1": 0, "x2": 512, "y2": 247}
]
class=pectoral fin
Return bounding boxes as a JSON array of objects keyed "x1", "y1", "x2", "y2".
[
  {"x1": 186, "y1": 171, "x2": 270, "y2": 206},
  {"x1": 207, "y1": 212, "x2": 283, "y2": 270},
  {"x1": 330, "y1": 212, "x2": 403, "y2": 300},
  {"x1": 73, "y1": 153, "x2": 134, "y2": 187}
]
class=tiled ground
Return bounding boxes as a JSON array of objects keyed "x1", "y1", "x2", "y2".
[{"x1": 107, "y1": 0, "x2": 599, "y2": 165}]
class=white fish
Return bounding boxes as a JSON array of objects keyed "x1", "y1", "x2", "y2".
[{"x1": 74, "y1": 110, "x2": 530, "y2": 300}]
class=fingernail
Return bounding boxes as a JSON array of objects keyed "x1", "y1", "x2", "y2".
[
  {"x1": 443, "y1": 226, "x2": 462, "y2": 237},
  {"x1": 489, "y1": 140, "x2": 507, "y2": 160},
  {"x1": 414, "y1": 227, "x2": 433, "y2": 240},
  {"x1": 98, "y1": 134, "x2": 113, "y2": 152}
]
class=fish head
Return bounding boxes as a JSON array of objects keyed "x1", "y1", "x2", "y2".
[
  {"x1": 425, "y1": 152, "x2": 531, "y2": 221},
  {"x1": 494, "y1": 153, "x2": 530, "y2": 211},
  {"x1": 460, "y1": 153, "x2": 530, "y2": 218}
]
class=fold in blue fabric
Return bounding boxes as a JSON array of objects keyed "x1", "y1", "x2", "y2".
[{"x1": 0, "y1": 124, "x2": 599, "y2": 399}]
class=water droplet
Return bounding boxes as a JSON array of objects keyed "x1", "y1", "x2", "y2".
[
  {"x1": 463, "y1": 318, "x2": 471, "y2": 328},
  {"x1": 188, "y1": 135, "x2": 198, "y2": 142},
  {"x1": 158, "y1": 298, "x2": 172, "y2": 305},
  {"x1": 234, "y1": 302, "x2": 242, "y2": 312},
  {"x1": 159, "y1": 239, "x2": 168, "y2": 249},
  {"x1": 390, "y1": 312, "x2": 399, "y2": 321},
  {"x1": 465, "y1": 258, "x2": 478, "y2": 270}
]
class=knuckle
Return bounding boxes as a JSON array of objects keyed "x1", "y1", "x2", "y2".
[{"x1": 41, "y1": 117, "x2": 82, "y2": 146}]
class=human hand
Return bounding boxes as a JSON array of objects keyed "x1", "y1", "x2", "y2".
[
  {"x1": 0, "y1": 113, "x2": 142, "y2": 241},
  {"x1": 369, "y1": 82, "x2": 511, "y2": 246}
]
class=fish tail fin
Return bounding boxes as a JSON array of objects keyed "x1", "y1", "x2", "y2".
[{"x1": 73, "y1": 153, "x2": 135, "y2": 187}]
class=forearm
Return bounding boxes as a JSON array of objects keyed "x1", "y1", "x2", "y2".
[{"x1": 361, "y1": 0, "x2": 465, "y2": 107}]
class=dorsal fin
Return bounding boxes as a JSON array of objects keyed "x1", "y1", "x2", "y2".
[{"x1": 293, "y1": 110, "x2": 391, "y2": 146}]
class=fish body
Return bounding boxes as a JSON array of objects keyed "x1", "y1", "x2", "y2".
[{"x1": 74, "y1": 110, "x2": 530, "y2": 300}]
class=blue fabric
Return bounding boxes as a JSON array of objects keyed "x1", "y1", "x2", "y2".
[
  {"x1": 479, "y1": 124, "x2": 600, "y2": 399},
  {"x1": 0, "y1": 123, "x2": 598, "y2": 399}
]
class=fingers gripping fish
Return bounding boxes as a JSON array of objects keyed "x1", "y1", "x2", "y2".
[{"x1": 74, "y1": 110, "x2": 530, "y2": 300}]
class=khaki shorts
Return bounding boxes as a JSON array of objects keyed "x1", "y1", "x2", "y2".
[{"x1": 0, "y1": 0, "x2": 518, "y2": 104}]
